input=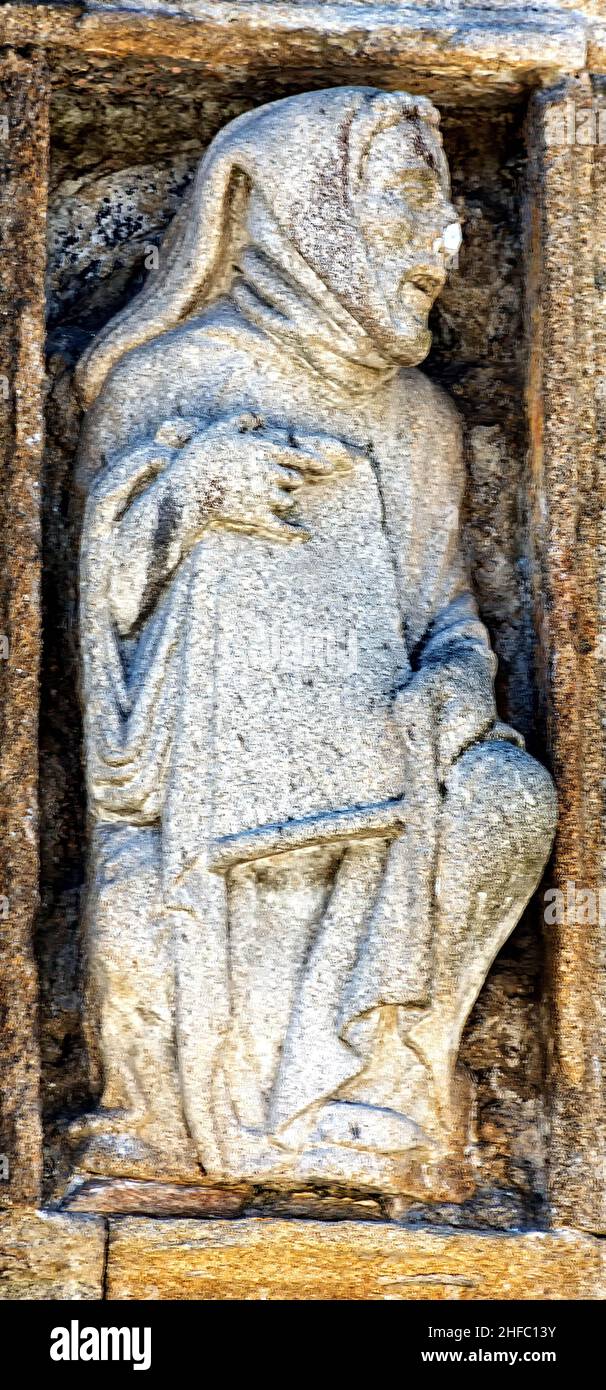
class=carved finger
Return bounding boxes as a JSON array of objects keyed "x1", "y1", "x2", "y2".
[
  {"x1": 270, "y1": 486, "x2": 297, "y2": 513},
  {"x1": 154, "y1": 419, "x2": 196, "y2": 448},
  {"x1": 233, "y1": 410, "x2": 266, "y2": 434},
  {"x1": 256, "y1": 514, "x2": 311, "y2": 543},
  {"x1": 289, "y1": 434, "x2": 355, "y2": 478},
  {"x1": 273, "y1": 464, "x2": 304, "y2": 491},
  {"x1": 260, "y1": 436, "x2": 349, "y2": 480}
]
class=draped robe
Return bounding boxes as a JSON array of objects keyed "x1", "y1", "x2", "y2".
[
  {"x1": 76, "y1": 86, "x2": 556, "y2": 1187},
  {"x1": 80, "y1": 299, "x2": 511, "y2": 1176}
]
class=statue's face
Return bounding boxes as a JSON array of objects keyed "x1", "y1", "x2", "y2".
[{"x1": 357, "y1": 121, "x2": 461, "y2": 363}]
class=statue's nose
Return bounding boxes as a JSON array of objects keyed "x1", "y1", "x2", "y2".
[{"x1": 433, "y1": 221, "x2": 462, "y2": 260}]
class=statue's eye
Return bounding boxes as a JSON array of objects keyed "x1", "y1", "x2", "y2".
[{"x1": 392, "y1": 170, "x2": 438, "y2": 210}]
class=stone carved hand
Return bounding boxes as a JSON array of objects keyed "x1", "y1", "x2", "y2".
[
  {"x1": 104, "y1": 416, "x2": 355, "y2": 636},
  {"x1": 170, "y1": 413, "x2": 353, "y2": 544},
  {"x1": 394, "y1": 652, "x2": 497, "y2": 784}
]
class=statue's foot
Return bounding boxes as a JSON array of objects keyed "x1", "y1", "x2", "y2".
[
  {"x1": 296, "y1": 1136, "x2": 474, "y2": 1200},
  {"x1": 290, "y1": 1097, "x2": 476, "y2": 1199},
  {"x1": 311, "y1": 1100, "x2": 427, "y2": 1154},
  {"x1": 64, "y1": 1108, "x2": 123, "y2": 1143},
  {"x1": 67, "y1": 1110, "x2": 201, "y2": 1182},
  {"x1": 288, "y1": 1100, "x2": 436, "y2": 1197}
]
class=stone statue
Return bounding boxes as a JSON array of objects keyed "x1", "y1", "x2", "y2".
[{"x1": 73, "y1": 87, "x2": 556, "y2": 1199}]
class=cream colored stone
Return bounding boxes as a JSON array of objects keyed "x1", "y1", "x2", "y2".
[
  {"x1": 106, "y1": 1217, "x2": 606, "y2": 1301},
  {"x1": 72, "y1": 87, "x2": 556, "y2": 1201}
]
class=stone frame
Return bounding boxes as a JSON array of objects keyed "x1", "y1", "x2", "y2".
[{"x1": 0, "y1": 1, "x2": 605, "y2": 1297}]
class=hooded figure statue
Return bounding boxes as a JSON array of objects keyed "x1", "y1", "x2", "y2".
[{"x1": 74, "y1": 87, "x2": 556, "y2": 1198}]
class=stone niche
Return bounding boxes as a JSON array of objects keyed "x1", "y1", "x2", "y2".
[{"x1": 0, "y1": 2, "x2": 605, "y2": 1299}]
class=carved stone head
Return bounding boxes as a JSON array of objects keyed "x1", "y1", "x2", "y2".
[{"x1": 75, "y1": 87, "x2": 461, "y2": 409}]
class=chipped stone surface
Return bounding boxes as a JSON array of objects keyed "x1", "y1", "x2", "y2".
[
  {"x1": 0, "y1": 1211, "x2": 105, "y2": 1300},
  {"x1": 106, "y1": 1217, "x2": 606, "y2": 1300}
]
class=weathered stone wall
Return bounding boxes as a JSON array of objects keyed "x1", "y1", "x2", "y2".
[
  {"x1": 525, "y1": 79, "x2": 606, "y2": 1234},
  {"x1": 0, "y1": 50, "x2": 49, "y2": 1207}
]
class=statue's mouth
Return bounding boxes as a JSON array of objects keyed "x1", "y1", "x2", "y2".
[{"x1": 405, "y1": 266, "x2": 445, "y2": 300}]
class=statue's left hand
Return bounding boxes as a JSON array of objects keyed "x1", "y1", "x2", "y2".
[{"x1": 394, "y1": 654, "x2": 496, "y2": 784}]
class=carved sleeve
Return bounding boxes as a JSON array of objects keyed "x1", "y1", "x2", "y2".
[
  {"x1": 108, "y1": 447, "x2": 209, "y2": 636},
  {"x1": 382, "y1": 376, "x2": 495, "y2": 679}
]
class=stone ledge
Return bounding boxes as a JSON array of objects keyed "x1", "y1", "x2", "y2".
[
  {"x1": 106, "y1": 1219, "x2": 606, "y2": 1300},
  {"x1": 62, "y1": 1175, "x2": 387, "y2": 1221},
  {"x1": 1, "y1": 1212, "x2": 604, "y2": 1298},
  {"x1": 0, "y1": 1211, "x2": 106, "y2": 1300},
  {"x1": 0, "y1": 4, "x2": 589, "y2": 97}
]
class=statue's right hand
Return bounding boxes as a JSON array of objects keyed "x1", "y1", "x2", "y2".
[{"x1": 175, "y1": 412, "x2": 352, "y2": 543}]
